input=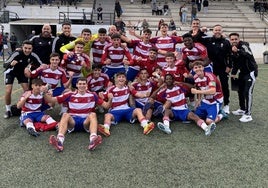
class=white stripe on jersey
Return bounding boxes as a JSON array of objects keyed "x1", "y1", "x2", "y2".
[{"x1": 165, "y1": 86, "x2": 187, "y2": 110}]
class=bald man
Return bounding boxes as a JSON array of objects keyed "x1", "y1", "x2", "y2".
[{"x1": 29, "y1": 24, "x2": 55, "y2": 64}]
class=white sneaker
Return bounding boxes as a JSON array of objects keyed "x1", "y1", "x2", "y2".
[
  {"x1": 239, "y1": 115, "x2": 253, "y2": 123},
  {"x1": 205, "y1": 122, "x2": 216, "y2": 136},
  {"x1": 223, "y1": 105, "x2": 230, "y2": 114},
  {"x1": 157, "y1": 122, "x2": 172, "y2": 134},
  {"x1": 232, "y1": 109, "x2": 245, "y2": 116}
]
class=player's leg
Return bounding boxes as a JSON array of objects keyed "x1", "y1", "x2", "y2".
[
  {"x1": 4, "y1": 70, "x2": 15, "y2": 118},
  {"x1": 84, "y1": 112, "x2": 102, "y2": 150},
  {"x1": 49, "y1": 113, "x2": 74, "y2": 152},
  {"x1": 157, "y1": 109, "x2": 173, "y2": 134},
  {"x1": 132, "y1": 107, "x2": 155, "y2": 135},
  {"x1": 98, "y1": 112, "x2": 115, "y2": 137}
]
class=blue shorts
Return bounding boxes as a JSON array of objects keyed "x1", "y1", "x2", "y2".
[
  {"x1": 109, "y1": 108, "x2": 136, "y2": 125},
  {"x1": 20, "y1": 111, "x2": 45, "y2": 126},
  {"x1": 135, "y1": 100, "x2": 145, "y2": 109},
  {"x1": 104, "y1": 67, "x2": 126, "y2": 80},
  {"x1": 71, "y1": 77, "x2": 79, "y2": 89},
  {"x1": 194, "y1": 101, "x2": 219, "y2": 121},
  {"x1": 127, "y1": 66, "x2": 139, "y2": 82},
  {"x1": 68, "y1": 116, "x2": 89, "y2": 133},
  {"x1": 171, "y1": 109, "x2": 190, "y2": 121},
  {"x1": 53, "y1": 86, "x2": 65, "y2": 96},
  {"x1": 153, "y1": 101, "x2": 163, "y2": 109}
]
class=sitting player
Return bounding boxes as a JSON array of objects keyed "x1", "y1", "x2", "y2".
[
  {"x1": 24, "y1": 52, "x2": 73, "y2": 111},
  {"x1": 98, "y1": 72, "x2": 155, "y2": 137},
  {"x1": 101, "y1": 33, "x2": 133, "y2": 80},
  {"x1": 131, "y1": 68, "x2": 157, "y2": 120},
  {"x1": 191, "y1": 61, "x2": 227, "y2": 128},
  {"x1": 44, "y1": 77, "x2": 112, "y2": 152},
  {"x1": 87, "y1": 64, "x2": 112, "y2": 113},
  {"x1": 17, "y1": 78, "x2": 58, "y2": 137},
  {"x1": 156, "y1": 74, "x2": 216, "y2": 136}
]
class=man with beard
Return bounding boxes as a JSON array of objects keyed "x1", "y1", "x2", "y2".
[
  {"x1": 30, "y1": 24, "x2": 54, "y2": 64},
  {"x1": 229, "y1": 32, "x2": 258, "y2": 123},
  {"x1": 203, "y1": 24, "x2": 232, "y2": 114},
  {"x1": 3, "y1": 40, "x2": 42, "y2": 118},
  {"x1": 52, "y1": 22, "x2": 76, "y2": 60}
]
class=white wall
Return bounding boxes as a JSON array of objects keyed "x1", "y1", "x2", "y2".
[{"x1": 5, "y1": 5, "x2": 92, "y2": 19}]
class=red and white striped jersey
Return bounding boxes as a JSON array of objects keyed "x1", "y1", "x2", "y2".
[
  {"x1": 31, "y1": 67, "x2": 68, "y2": 89},
  {"x1": 164, "y1": 85, "x2": 188, "y2": 110},
  {"x1": 181, "y1": 42, "x2": 208, "y2": 63},
  {"x1": 132, "y1": 80, "x2": 154, "y2": 104},
  {"x1": 162, "y1": 65, "x2": 189, "y2": 82},
  {"x1": 107, "y1": 85, "x2": 135, "y2": 110},
  {"x1": 131, "y1": 39, "x2": 153, "y2": 60},
  {"x1": 101, "y1": 44, "x2": 133, "y2": 68},
  {"x1": 56, "y1": 90, "x2": 103, "y2": 117},
  {"x1": 150, "y1": 35, "x2": 183, "y2": 68},
  {"x1": 61, "y1": 53, "x2": 90, "y2": 78},
  {"x1": 87, "y1": 73, "x2": 110, "y2": 92},
  {"x1": 194, "y1": 72, "x2": 223, "y2": 104},
  {"x1": 20, "y1": 91, "x2": 43, "y2": 113},
  {"x1": 92, "y1": 39, "x2": 110, "y2": 65}
]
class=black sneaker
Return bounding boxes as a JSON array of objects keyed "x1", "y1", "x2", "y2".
[
  {"x1": 27, "y1": 128, "x2": 40, "y2": 137},
  {"x1": 4, "y1": 111, "x2": 12, "y2": 119}
]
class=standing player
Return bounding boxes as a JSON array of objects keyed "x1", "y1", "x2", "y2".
[
  {"x1": 181, "y1": 33, "x2": 212, "y2": 73},
  {"x1": 52, "y1": 22, "x2": 76, "y2": 60},
  {"x1": 61, "y1": 40, "x2": 90, "y2": 88},
  {"x1": 149, "y1": 23, "x2": 183, "y2": 68},
  {"x1": 3, "y1": 40, "x2": 42, "y2": 118},
  {"x1": 203, "y1": 24, "x2": 232, "y2": 114},
  {"x1": 229, "y1": 32, "x2": 258, "y2": 122},
  {"x1": 91, "y1": 28, "x2": 110, "y2": 66},
  {"x1": 101, "y1": 33, "x2": 133, "y2": 80},
  {"x1": 121, "y1": 28, "x2": 153, "y2": 81},
  {"x1": 30, "y1": 24, "x2": 54, "y2": 64}
]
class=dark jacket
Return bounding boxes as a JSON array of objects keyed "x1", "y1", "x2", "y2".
[
  {"x1": 4, "y1": 50, "x2": 42, "y2": 73},
  {"x1": 203, "y1": 0, "x2": 209, "y2": 7},
  {"x1": 30, "y1": 34, "x2": 55, "y2": 64},
  {"x1": 52, "y1": 33, "x2": 76, "y2": 59},
  {"x1": 230, "y1": 41, "x2": 258, "y2": 77},
  {"x1": 204, "y1": 36, "x2": 232, "y2": 74}
]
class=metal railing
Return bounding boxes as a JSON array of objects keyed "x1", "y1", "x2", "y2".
[
  {"x1": 0, "y1": 10, "x2": 19, "y2": 23},
  {"x1": 59, "y1": 11, "x2": 93, "y2": 24}
]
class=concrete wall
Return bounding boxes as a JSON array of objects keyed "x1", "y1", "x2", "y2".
[{"x1": 4, "y1": 5, "x2": 92, "y2": 19}]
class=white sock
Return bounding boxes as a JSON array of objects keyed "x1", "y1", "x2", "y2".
[
  {"x1": 218, "y1": 114, "x2": 223, "y2": 121},
  {"x1": 26, "y1": 122, "x2": 35, "y2": 130},
  {"x1": 6, "y1": 105, "x2": 11, "y2": 111},
  {"x1": 104, "y1": 123, "x2": 110, "y2": 129},
  {"x1": 141, "y1": 119, "x2": 148, "y2": 127},
  {"x1": 163, "y1": 119, "x2": 170, "y2": 127},
  {"x1": 90, "y1": 133, "x2": 97, "y2": 141},
  {"x1": 57, "y1": 134, "x2": 65, "y2": 143},
  {"x1": 200, "y1": 122, "x2": 208, "y2": 131},
  {"x1": 46, "y1": 117, "x2": 56, "y2": 124}
]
